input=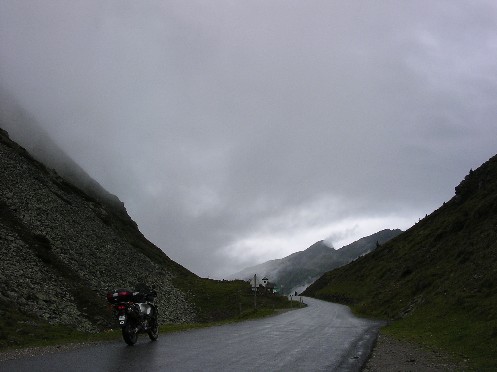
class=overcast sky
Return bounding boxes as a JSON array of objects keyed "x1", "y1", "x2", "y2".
[{"x1": 1, "y1": 1, "x2": 496, "y2": 278}]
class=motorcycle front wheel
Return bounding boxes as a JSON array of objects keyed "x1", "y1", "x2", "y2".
[{"x1": 122, "y1": 324, "x2": 138, "y2": 345}]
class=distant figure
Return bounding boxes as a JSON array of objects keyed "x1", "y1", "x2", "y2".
[{"x1": 295, "y1": 291, "x2": 298, "y2": 296}]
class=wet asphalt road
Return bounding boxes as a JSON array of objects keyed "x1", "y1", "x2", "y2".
[{"x1": 2, "y1": 297, "x2": 383, "y2": 372}]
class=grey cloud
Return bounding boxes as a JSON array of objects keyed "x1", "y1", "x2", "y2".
[{"x1": 1, "y1": 1, "x2": 496, "y2": 277}]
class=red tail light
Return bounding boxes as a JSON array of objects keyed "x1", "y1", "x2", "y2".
[{"x1": 116, "y1": 304, "x2": 126, "y2": 311}]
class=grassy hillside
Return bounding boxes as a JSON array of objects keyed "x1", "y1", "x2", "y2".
[{"x1": 303, "y1": 154, "x2": 497, "y2": 370}]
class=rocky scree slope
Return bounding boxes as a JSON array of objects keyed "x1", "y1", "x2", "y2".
[{"x1": 0, "y1": 128, "x2": 196, "y2": 332}]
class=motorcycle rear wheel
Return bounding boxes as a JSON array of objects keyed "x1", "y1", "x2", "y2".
[
  {"x1": 148, "y1": 324, "x2": 159, "y2": 341},
  {"x1": 148, "y1": 308, "x2": 159, "y2": 341},
  {"x1": 122, "y1": 324, "x2": 138, "y2": 345}
]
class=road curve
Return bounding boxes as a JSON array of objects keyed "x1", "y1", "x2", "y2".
[{"x1": 1, "y1": 297, "x2": 383, "y2": 372}]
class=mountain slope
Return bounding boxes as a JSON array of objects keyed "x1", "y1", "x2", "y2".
[
  {"x1": 0, "y1": 87, "x2": 125, "y2": 214},
  {"x1": 303, "y1": 154, "x2": 497, "y2": 369},
  {"x1": 231, "y1": 241, "x2": 339, "y2": 295},
  {"x1": 0, "y1": 124, "x2": 290, "y2": 347},
  {"x1": 231, "y1": 229, "x2": 401, "y2": 294},
  {"x1": 0, "y1": 127, "x2": 197, "y2": 331}
]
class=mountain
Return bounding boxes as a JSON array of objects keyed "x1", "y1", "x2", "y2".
[
  {"x1": 303, "y1": 154, "x2": 497, "y2": 370},
  {"x1": 0, "y1": 87, "x2": 125, "y2": 214},
  {"x1": 230, "y1": 229, "x2": 402, "y2": 295},
  {"x1": 1, "y1": 121, "x2": 276, "y2": 349},
  {"x1": 0, "y1": 126, "x2": 197, "y2": 331}
]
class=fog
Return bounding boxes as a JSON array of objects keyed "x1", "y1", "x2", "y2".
[{"x1": 1, "y1": 1, "x2": 496, "y2": 277}]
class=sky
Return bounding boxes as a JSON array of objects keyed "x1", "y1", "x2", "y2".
[{"x1": 1, "y1": 1, "x2": 496, "y2": 278}]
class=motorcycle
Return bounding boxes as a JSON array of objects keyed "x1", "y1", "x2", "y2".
[{"x1": 106, "y1": 287, "x2": 159, "y2": 345}]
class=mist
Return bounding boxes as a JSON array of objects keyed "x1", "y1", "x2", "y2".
[{"x1": 1, "y1": 1, "x2": 496, "y2": 277}]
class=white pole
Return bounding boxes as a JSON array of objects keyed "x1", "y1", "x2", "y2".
[{"x1": 254, "y1": 274, "x2": 257, "y2": 310}]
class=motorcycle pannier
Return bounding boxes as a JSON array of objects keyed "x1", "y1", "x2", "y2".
[{"x1": 106, "y1": 289, "x2": 134, "y2": 303}]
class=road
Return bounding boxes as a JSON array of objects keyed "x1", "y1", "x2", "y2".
[{"x1": 1, "y1": 297, "x2": 384, "y2": 371}]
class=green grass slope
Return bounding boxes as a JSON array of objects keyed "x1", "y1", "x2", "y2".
[{"x1": 303, "y1": 154, "x2": 497, "y2": 370}]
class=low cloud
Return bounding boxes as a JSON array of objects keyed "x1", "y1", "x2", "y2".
[{"x1": 1, "y1": 1, "x2": 496, "y2": 277}]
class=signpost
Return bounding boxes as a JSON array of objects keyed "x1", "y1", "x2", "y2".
[{"x1": 253, "y1": 274, "x2": 257, "y2": 310}]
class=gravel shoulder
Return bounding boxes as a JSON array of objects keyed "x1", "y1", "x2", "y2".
[
  {"x1": 362, "y1": 333, "x2": 469, "y2": 371},
  {"x1": 0, "y1": 341, "x2": 110, "y2": 363}
]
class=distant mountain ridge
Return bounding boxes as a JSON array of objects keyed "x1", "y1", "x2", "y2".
[{"x1": 229, "y1": 229, "x2": 402, "y2": 294}]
